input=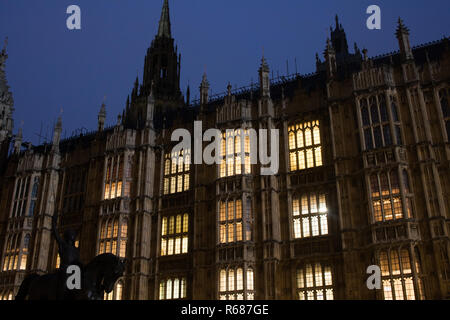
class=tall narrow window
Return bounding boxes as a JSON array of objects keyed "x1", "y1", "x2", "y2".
[
  {"x1": 288, "y1": 121, "x2": 322, "y2": 171},
  {"x1": 160, "y1": 214, "x2": 189, "y2": 256},
  {"x1": 219, "y1": 267, "x2": 254, "y2": 300},
  {"x1": 104, "y1": 156, "x2": 125, "y2": 200},
  {"x1": 19, "y1": 234, "x2": 30, "y2": 271},
  {"x1": 360, "y1": 95, "x2": 402, "y2": 150},
  {"x1": 219, "y1": 129, "x2": 251, "y2": 178},
  {"x1": 380, "y1": 248, "x2": 424, "y2": 300},
  {"x1": 297, "y1": 263, "x2": 333, "y2": 300},
  {"x1": 2, "y1": 234, "x2": 22, "y2": 271},
  {"x1": 98, "y1": 218, "x2": 127, "y2": 258},
  {"x1": 292, "y1": 193, "x2": 328, "y2": 239},
  {"x1": 163, "y1": 149, "x2": 191, "y2": 195},
  {"x1": 219, "y1": 199, "x2": 246, "y2": 244},
  {"x1": 159, "y1": 277, "x2": 187, "y2": 300},
  {"x1": 10, "y1": 176, "x2": 31, "y2": 218},
  {"x1": 370, "y1": 170, "x2": 410, "y2": 222},
  {"x1": 104, "y1": 281, "x2": 124, "y2": 300}
]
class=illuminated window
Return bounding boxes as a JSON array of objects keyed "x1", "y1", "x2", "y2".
[
  {"x1": 163, "y1": 149, "x2": 190, "y2": 195},
  {"x1": 98, "y1": 218, "x2": 128, "y2": 258},
  {"x1": 19, "y1": 234, "x2": 30, "y2": 271},
  {"x1": 360, "y1": 95, "x2": 401, "y2": 150},
  {"x1": 104, "y1": 281, "x2": 124, "y2": 300},
  {"x1": 2, "y1": 233, "x2": 30, "y2": 272},
  {"x1": 160, "y1": 214, "x2": 189, "y2": 256},
  {"x1": 218, "y1": 199, "x2": 250, "y2": 244},
  {"x1": 2, "y1": 234, "x2": 22, "y2": 271},
  {"x1": 379, "y1": 248, "x2": 424, "y2": 300},
  {"x1": 219, "y1": 267, "x2": 254, "y2": 300},
  {"x1": 288, "y1": 121, "x2": 322, "y2": 171},
  {"x1": 292, "y1": 193, "x2": 328, "y2": 239},
  {"x1": 219, "y1": 129, "x2": 252, "y2": 178},
  {"x1": 159, "y1": 277, "x2": 187, "y2": 300},
  {"x1": 104, "y1": 155, "x2": 127, "y2": 200},
  {"x1": 439, "y1": 88, "x2": 450, "y2": 140},
  {"x1": 297, "y1": 263, "x2": 333, "y2": 300},
  {"x1": 10, "y1": 175, "x2": 36, "y2": 218},
  {"x1": 370, "y1": 170, "x2": 412, "y2": 222}
]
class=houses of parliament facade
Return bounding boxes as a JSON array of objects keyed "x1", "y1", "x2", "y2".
[{"x1": 0, "y1": 1, "x2": 449, "y2": 300}]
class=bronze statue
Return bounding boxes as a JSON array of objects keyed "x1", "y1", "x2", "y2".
[
  {"x1": 15, "y1": 212, "x2": 126, "y2": 300},
  {"x1": 52, "y1": 212, "x2": 82, "y2": 299}
]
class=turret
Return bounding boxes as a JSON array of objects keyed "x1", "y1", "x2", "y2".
[
  {"x1": 259, "y1": 56, "x2": 270, "y2": 98},
  {"x1": 13, "y1": 127, "x2": 22, "y2": 154},
  {"x1": 98, "y1": 102, "x2": 106, "y2": 132},
  {"x1": 199, "y1": 72, "x2": 210, "y2": 106},
  {"x1": 52, "y1": 116, "x2": 62, "y2": 153}
]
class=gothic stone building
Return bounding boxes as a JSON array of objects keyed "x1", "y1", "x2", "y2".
[{"x1": 0, "y1": 1, "x2": 449, "y2": 300}]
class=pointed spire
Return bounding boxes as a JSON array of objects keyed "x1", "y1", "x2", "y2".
[
  {"x1": 259, "y1": 55, "x2": 271, "y2": 98},
  {"x1": 335, "y1": 15, "x2": 340, "y2": 30},
  {"x1": 260, "y1": 55, "x2": 270, "y2": 73},
  {"x1": 98, "y1": 99, "x2": 106, "y2": 132},
  {"x1": 186, "y1": 84, "x2": 190, "y2": 106},
  {"x1": 200, "y1": 72, "x2": 210, "y2": 105},
  {"x1": 396, "y1": 17, "x2": 409, "y2": 36},
  {"x1": 52, "y1": 114, "x2": 62, "y2": 152},
  {"x1": 14, "y1": 126, "x2": 23, "y2": 154},
  {"x1": 396, "y1": 17, "x2": 413, "y2": 60},
  {"x1": 157, "y1": 0, "x2": 172, "y2": 38}
]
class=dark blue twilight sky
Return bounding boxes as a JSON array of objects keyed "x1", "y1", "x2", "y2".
[{"x1": 0, "y1": 0, "x2": 449, "y2": 144}]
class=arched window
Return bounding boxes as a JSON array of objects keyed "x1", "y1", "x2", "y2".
[
  {"x1": 163, "y1": 149, "x2": 191, "y2": 195},
  {"x1": 361, "y1": 95, "x2": 400, "y2": 150},
  {"x1": 370, "y1": 171, "x2": 405, "y2": 222},
  {"x1": 219, "y1": 129, "x2": 251, "y2": 178},
  {"x1": 218, "y1": 199, "x2": 244, "y2": 244},
  {"x1": 160, "y1": 214, "x2": 189, "y2": 256},
  {"x1": 292, "y1": 193, "x2": 328, "y2": 239},
  {"x1": 219, "y1": 266, "x2": 254, "y2": 300},
  {"x1": 379, "y1": 248, "x2": 424, "y2": 300},
  {"x1": 20, "y1": 234, "x2": 30, "y2": 270},
  {"x1": 104, "y1": 156, "x2": 125, "y2": 200},
  {"x1": 288, "y1": 121, "x2": 322, "y2": 171},
  {"x1": 159, "y1": 277, "x2": 187, "y2": 300},
  {"x1": 98, "y1": 218, "x2": 126, "y2": 257},
  {"x1": 297, "y1": 263, "x2": 333, "y2": 300}
]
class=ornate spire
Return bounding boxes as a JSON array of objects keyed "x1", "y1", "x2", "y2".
[
  {"x1": 396, "y1": 17, "x2": 409, "y2": 37},
  {"x1": 259, "y1": 55, "x2": 270, "y2": 98},
  {"x1": 98, "y1": 99, "x2": 106, "y2": 132},
  {"x1": 396, "y1": 17, "x2": 413, "y2": 60},
  {"x1": 52, "y1": 115, "x2": 62, "y2": 152},
  {"x1": 200, "y1": 72, "x2": 210, "y2": 105},
  {"x1": 13, "y1": 126, "x2": 23, "y2": 154},
  {"x1": 260, "y1": 55, "x2": 270, "y2": 73},
  {"x1": 157, "y1": 0, "x2": 172, "y2": 38}
]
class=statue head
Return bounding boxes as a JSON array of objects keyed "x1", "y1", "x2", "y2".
[{"x1": 63, "y1": 229, "x2": 77, "y2": 245}]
